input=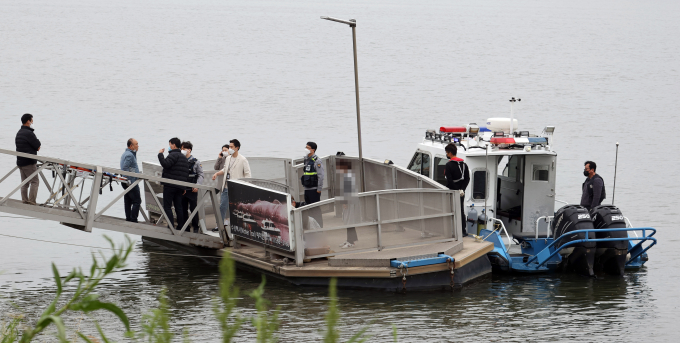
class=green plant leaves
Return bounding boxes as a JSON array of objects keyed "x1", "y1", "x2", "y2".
[{"x1": 68, "y1": 294, "x2": 130, "y2": 332}]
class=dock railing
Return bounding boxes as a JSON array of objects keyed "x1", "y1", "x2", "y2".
[
  {"x1": 292, "y1": 188, "x2": 461, "y2": 266},
  {"x1": 0, "y1": 148, "x2": 227, "y2": 248}
]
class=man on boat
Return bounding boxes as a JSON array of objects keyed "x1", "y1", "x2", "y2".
[
  {"x1": 120, "y1": 138, "x2": 141, "y2": 222},
  {"x1": 180, "y1": 141, "x2": 204, "y2": 233},
  {"x1": 212, "y1": 139, "x2": 251, "y2": 231},
  {"x1": 580, "y1": 161, "x2": 606, "y2": 211},
  {"x1": 444, "y1": 143, "x2": 470, "y2": 236},
  {"x1": 301, "y1": 142, "x2": 325, "y2": 226},
  {"x1": 158, "y1": 137, "x2": 190, "y2": 230},
  {"x1": 15, "y1": 113, "x2": 41, "y2": 205}
]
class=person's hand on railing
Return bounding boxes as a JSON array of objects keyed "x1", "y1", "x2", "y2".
[{"x1": 192, "y1": 188, "x2": 198, "y2": 193}]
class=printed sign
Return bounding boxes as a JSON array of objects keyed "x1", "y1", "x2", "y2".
[{"x1": 227, "y1": 180, "x2": 292, "y2": 251}]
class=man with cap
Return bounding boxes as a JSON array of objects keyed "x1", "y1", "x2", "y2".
[{"x1": 300, "y1": 142, "x2": 325, "y2": 226}]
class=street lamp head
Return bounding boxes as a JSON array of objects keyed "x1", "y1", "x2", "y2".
[{"x1": 320, "y1": 16, "x2": 356, "y2": 26}]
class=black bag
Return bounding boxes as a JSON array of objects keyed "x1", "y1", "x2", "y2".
[
  {"x1": 301, "y1": 174, "x2": 318, "y2": 188},
  {"x1": 121, "y1": 182, "x2": 129, "y2": 190}
]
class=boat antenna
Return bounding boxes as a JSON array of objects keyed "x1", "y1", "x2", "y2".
[
  {"x1": 509, "y1": 97, "x2": 520, "y2": 136},
  {"x1": 485, "y1": 143, "x2": 489, "y2": 218},
  {"x1": 612, "y1": 142, "x2": 619, "y2": 205}
]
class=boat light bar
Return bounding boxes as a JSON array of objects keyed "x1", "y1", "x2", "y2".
[{"x1": 440, "y1": 126, "x2": 466, "y2": 133}]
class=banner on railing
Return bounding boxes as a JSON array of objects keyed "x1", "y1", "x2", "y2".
[{"x1": 228, "y1": 180, "x2": 293, "y2": 251}]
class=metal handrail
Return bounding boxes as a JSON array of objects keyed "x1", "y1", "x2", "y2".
[
  {"x1": 0, "y1": 149, "x2": 226, "y2": 242},
  {"x1": 292, "y1": 188, "x2": 459, "y2": 259},
  {"x1": 489, "y1": 218, "x2": 512, "y2": 250},
  {"x1": 524, "y1": 227, "x2": 657, "y2": 268},
  {"x1": 0, "y1": 148, "x2": 215, "y2": 191},
  {"x1": 534, "y1": 216, "x2": 553, "y2": 239}
]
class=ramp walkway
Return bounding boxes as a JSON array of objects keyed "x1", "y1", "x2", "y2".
[{"x1": 0, "y1": 148, "x2": 226, "y2": 249}]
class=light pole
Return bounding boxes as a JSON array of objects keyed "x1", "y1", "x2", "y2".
[{"x1": 321, "y1": 16, "x2": 365, "y2": 192}]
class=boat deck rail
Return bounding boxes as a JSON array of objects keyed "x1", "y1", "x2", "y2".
[
  {"x1": 525, "y1": 227, "x2": 657, "y2": 269},
  {"x1": 291, "y1": 187, "x2": 462, "y2": 266}
]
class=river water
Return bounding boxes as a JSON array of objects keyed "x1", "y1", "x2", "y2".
[{"x1": 1, "y1": 0, "x2": 679, "y2": 341}]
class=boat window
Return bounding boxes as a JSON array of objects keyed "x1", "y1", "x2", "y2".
[
  {"x1": 473, "y1": 170, "x2": 487, "y2": 200},
  {"x1": 407, "y1": 152, "x2": 423, "y2": 174},
  {"x1": 502, "y1": 156, "x2": 520, "y2": 180},
  {"x1": 434, "y1": 157, "x2": 447, "y2": 185},
  {"x1": 422, "y1": 153, "x2": 431, "y2": 178},
  {"x1": 532, "y1": 165, "x2": 549, "y2": 182},
  {"x1": 407, "y1": 151, "x2": 431, "y2": 177}
]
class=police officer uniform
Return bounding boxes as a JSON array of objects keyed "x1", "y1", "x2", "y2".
[
  {"x1": 301, "y1": 142, "x2": 325, "y2": 226},
  {"x1": 444, "y1": 156, "x2": 470, "y2": 236}
]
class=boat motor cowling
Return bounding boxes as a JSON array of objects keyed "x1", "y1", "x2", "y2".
[
  {"x1": 591, "y1": 205, "x2": 629, "y2": 276},
  {"x1": 591, "y1": 205, "x2": 628, "y2": 250},
  {"x1": 552, "y1": 205, "x2": 596, "y2": 249},
  {"x1": 552, "y1": 204, "x2": 597, "y2": 276}
]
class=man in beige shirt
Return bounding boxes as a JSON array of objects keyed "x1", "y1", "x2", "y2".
[{"x1": 212, "y1": 139, "x2": 251, "y2": 230}]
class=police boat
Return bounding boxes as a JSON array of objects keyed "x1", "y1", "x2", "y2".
[{"x1": 406, "y1": 118, "x2": 657, "y2": 276}]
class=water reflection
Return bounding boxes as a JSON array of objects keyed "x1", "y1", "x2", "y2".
[{"x1": 0, "y1": 240, "x2": 660, "y2": 341}]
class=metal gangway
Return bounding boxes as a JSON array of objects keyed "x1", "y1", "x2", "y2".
[{"x1": 0, "y1": 148, "x2": 227, "y2": 249}]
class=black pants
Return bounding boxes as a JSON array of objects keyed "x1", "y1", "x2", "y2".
[
  {"x1": 304, "y1": 189, "x2": 323, "y2": 227},
  {"x1": 181, "y1": 191, "x2": 199, "y2": 232},
  {"x1": 123, "y1": 185, "x2": 141, "y2": 222},
  {"x1": 460, "y1": 195, "x2": 468, "y2": 236},
  {"x1": 163, "y1": 187, "x2": 185, "y2": 230}
]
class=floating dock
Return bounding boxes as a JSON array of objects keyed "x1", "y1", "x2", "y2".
[{"x1": 0, "y1": 148, "x2": 493, "y2": 291}]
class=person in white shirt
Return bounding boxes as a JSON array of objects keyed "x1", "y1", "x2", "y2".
[{"x1": 212, "y1": 139, "x2": 251, "y2": 230}]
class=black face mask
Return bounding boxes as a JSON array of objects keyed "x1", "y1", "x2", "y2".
[{"x1": 583, "y1": 170, "x2": 589, "y2": 177}]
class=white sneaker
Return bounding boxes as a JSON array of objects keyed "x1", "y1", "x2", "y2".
[{"x1": 341, "y1": 242, "x2": 355, "y2": 249}]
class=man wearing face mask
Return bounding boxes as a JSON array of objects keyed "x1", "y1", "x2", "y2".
[
  {"x1": 444, "y1": 143, "x2": 470, "y2": 236},
  {"x1": 180, "y1": 141, "x2": 204, "y2": 233},
  {"x1": 158, "y1": 137, "x2": 190, "y2": 230},
  {"x1": 212, "y1": 139, "x2": 251, "y2": 231},
  {"x1": 214, "y1": 144, "x2": 230, "y2": 171},
  {"x1": 15, "y1": 113, "x2": 41, "y2": 205},
  {"x1": 120, "y1": 138, "x2": 141, "y2": 222},
  {"x1": 300, "y1": 142, "x2": 325, "y2": 226},
  {"x1": 580, "y1": 161, "x2": 606, "y2": 211}
]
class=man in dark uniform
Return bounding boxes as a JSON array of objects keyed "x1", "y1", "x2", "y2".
[
  {"x1": 301, "y1": 142, "x2": 325, "y2": 226},
  {"x1": 443, "y1": 143, "x2": 470, "y2": 236},
  {"x1": 580, "y1": 160, "x2": 606, "y2": 210}
]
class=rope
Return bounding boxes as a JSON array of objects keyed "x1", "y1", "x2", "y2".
[{"x1": 0, "y1": 232, "x2": 222, "y2": 259}]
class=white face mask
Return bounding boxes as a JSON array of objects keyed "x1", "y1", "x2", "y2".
[
  {"x1": 181, "y1": 150, "x2": 188, "y2": 156},
  {"x1": 305, "y1": 149, "x2": 311, "y2": 155},
  {"x1": 30, "y1": 122, "x2": 34, "y2": 129},
  {"x1": 229, "y1": 148, "x2": 235, "y2": 155}
]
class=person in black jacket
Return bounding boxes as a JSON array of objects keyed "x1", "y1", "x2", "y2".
[
  {"x1": 443, "y1": 143, "x2": 470, "y2": 236},
  {"x1": 158, "y1": 137, "x2": 190, "y2": 230},
  {"x1": 15, "y1": 113, "x2": 42, "y2": 205}
]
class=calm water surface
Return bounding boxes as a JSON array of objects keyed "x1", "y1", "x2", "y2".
[{"x1": 1, "y1": 0, "x2": 679, "y2": 341}]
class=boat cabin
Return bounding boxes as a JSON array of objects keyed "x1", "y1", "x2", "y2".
[{"x1": 407, "y1": 119, "x2": 557, "y2": 236}]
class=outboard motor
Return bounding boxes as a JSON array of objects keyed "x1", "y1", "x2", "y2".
[
  {"x1": 591, "y1": 205, "x2": 628, "y2": 276},
  {"x1": 552, "y1": 205, "x2": 596, "y2": 276}
]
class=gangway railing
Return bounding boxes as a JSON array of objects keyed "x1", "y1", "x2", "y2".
[
  {"x1": 0, "y1": 148, "x2": 227, "y2": 249},
  {"x1": 291, "y1": 188, "x2": 462, "y2": 266},
  {"x1": 524, "y1": 227, "x2": 657, "y2": 269}
]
